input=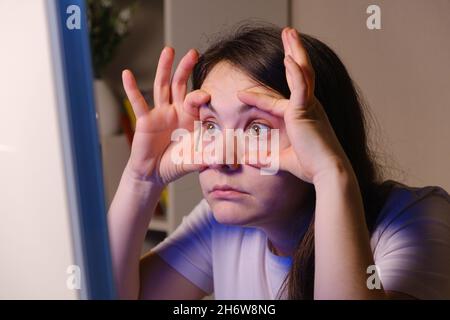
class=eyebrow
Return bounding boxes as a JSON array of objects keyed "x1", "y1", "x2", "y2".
[{"x1": 204, "y1": 102, "x2": 254, "y2": 115}]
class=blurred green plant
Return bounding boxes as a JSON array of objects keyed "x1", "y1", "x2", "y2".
[{"x1": 87, "y1": 0, "x2": 137, "y2": 78}]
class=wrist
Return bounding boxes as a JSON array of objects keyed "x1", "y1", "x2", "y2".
[
  {"x1": 312, "y1": 160, "x2": 366, "y2": 221},
  {"x1": 123, "y1": 162, "x2": 165, "y2": 195},
  {"x1": 312, "y1": 159, "x2": 357, "y2": 191}
]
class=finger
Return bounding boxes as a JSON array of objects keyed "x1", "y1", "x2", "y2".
[
  {"x1": 237, "y1": 91, "x2": 288, "y2": 118},
  {"x1": 181, "y1": 130, "x2": 210, "y2": 174},
  {"x1": 239, "y1": 146, "x2": 273, "y2": 167},
  {"x1": 281, "y1": 27, "x2": 294, "y2": 90},
  {"x1": 172, "y1": 49, "x2": 199, "y2": 105},
  {"x1": 281, "y1": 27, "x2": 293, "y2": 57},
  {"x1": 284, "y1": 55, "x2": 308, "y2": 107},
  {"x1": 122, "y1": 69, "x2": 149, "y2": 119},
  {"x1": 242, "y1": 147, "x2": 300, "y2": 177},
  {"x1": 184, "y1": 89, "x2": 211, "y2": 118},
  {"x1": 278, "y1": 148, "x2": 312, "y2": 183},
  {"x1": 181, "y1": 160, "x2": 208, "y2": 175},
  {"x1": 162, "y1": 130, "x2": 208, "y2": 182},
  {"x1": 154, "y1": 46, "x2": 175, "y2": 108},
  {"x1": 287, "y1": 28, "x2": 316, "y2": 96},
  {"x1": 278, "y1": 147, "x2": 294, "y2": 173}
]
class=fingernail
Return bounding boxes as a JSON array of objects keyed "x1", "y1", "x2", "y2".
[
  {"x1": 189, "y1": 48, "x2": 198, "y2": 56},
  {"x1": 163, "y1": 46, "x2": 173, "y2": 54},
  {"x1": 290, "y1": 29, "x2": 297, "y2": 39},
  {"x1": 122, "y1": 69, "x2": 132, "y2": 77}
]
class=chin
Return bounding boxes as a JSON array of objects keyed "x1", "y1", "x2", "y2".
[{"x1": 209, "y1": 199, "x2": 255, "y2": 226}]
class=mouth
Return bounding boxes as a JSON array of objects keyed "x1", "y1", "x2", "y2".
[{"x1": 209, "y1": 184, "x2": 249, "y2": 199}]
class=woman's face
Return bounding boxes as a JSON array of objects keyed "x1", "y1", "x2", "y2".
[{"x1": 198, "y1": 61, "x2": 311, "y2": 228}]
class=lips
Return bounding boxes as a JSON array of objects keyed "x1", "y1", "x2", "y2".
[
  {"x1": 210, "y1": 184, "x2": 247, "y2": 193},
  {"x1": 209, "y1": 184, "x2": 249, "y2": 199}
]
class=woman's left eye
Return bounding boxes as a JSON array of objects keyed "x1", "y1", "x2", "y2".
[{"x1": 246, "y1": 123, "x2": 271, "y2": 137}]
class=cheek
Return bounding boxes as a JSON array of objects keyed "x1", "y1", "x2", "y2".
[
  {"x1": 247, "y1": 172, "x2": 307, "y2": 215},
  {"x1": 248, "y1": 175, "x2": 288, "y2": 205},
  {"x1": 198, "y1": 170, "x2": 213, "y2": 195},
  {"x1": 260, "y1": 129, "x2": 290, "y2": 159}
]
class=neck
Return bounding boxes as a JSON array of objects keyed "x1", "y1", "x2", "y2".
[{"x1": 262, "y1": 203, "x2": 314, "y2": 257}]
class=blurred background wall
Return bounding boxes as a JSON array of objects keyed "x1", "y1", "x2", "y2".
[{"x1": 292, "y1": 0, "x2": 450, "y2": 191}]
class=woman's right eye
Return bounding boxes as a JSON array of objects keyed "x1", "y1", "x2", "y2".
[{"x1": 202, "y1": 121, "x2": 220, "y2": 134}]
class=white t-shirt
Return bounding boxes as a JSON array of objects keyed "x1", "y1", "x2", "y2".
[{"x1": 152, "y1": 181, "x2": 450, "y2": 299}]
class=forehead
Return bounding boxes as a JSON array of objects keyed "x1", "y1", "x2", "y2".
[
  {"x1": 198, "y1": 61, "x2": 285, "y2": 128},
  {"x1": 200, "y1": 61, "x2": 279, "y2": 99}
]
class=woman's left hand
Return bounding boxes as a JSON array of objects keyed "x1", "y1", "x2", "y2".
[{"x1": 237, "y1": 27, "x2": 352, "y2": 184}]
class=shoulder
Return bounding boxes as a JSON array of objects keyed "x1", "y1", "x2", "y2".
[
  {"x1": 370, "y1": 181, "x2": 450, "y2": 299},
  {"x1": 372, "y1": 180, "x2": 450, "y2": 238}
]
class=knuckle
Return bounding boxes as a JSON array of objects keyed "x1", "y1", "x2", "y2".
[{"x1": 172, "y1": 76, "x2": 185, "y2": 87}]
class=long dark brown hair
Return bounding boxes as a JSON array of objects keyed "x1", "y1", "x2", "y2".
[{"x1": 192, "y1": 23, "x2": 394, "y2": 299}]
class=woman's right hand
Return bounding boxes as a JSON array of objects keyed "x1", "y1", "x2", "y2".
[{"x1": 122, "y1": 47, "x2": 210, "y2": 187}]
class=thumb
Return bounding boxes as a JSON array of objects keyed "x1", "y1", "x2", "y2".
[
  {"x1": 162, "y1": 129, "x2": 208, "y2": 183},
  {"x1": 239, "y1": 147, "x2": 280, "y2": 174}
]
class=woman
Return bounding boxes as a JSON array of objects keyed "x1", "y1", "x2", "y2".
[{"x1": 108, "y1": 24, "x2": 450, "y2": 299}]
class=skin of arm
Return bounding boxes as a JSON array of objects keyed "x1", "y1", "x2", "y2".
[
  {"x1": 313, "y1": 163, "x2": 386, "y2": 299},
  {"x1": 108, "y1": 164, "x2": 163, "y2": 299},
  {"x1": 108, "y1": 164, "x2": 208, "y2": 299},
  {"x1": 313, "y1": 161, "x2": 418, "y2": 299}
]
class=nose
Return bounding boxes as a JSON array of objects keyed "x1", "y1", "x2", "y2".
[
  {"x1": 204, "y1": 132, "x2": 242, "y2": 172},
  {"x1": 207, "y1": 144, "x2": 241, "y2": 171},
  {"x1": 208, "y1": 161, "x2": 240, "y2": 172}
]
